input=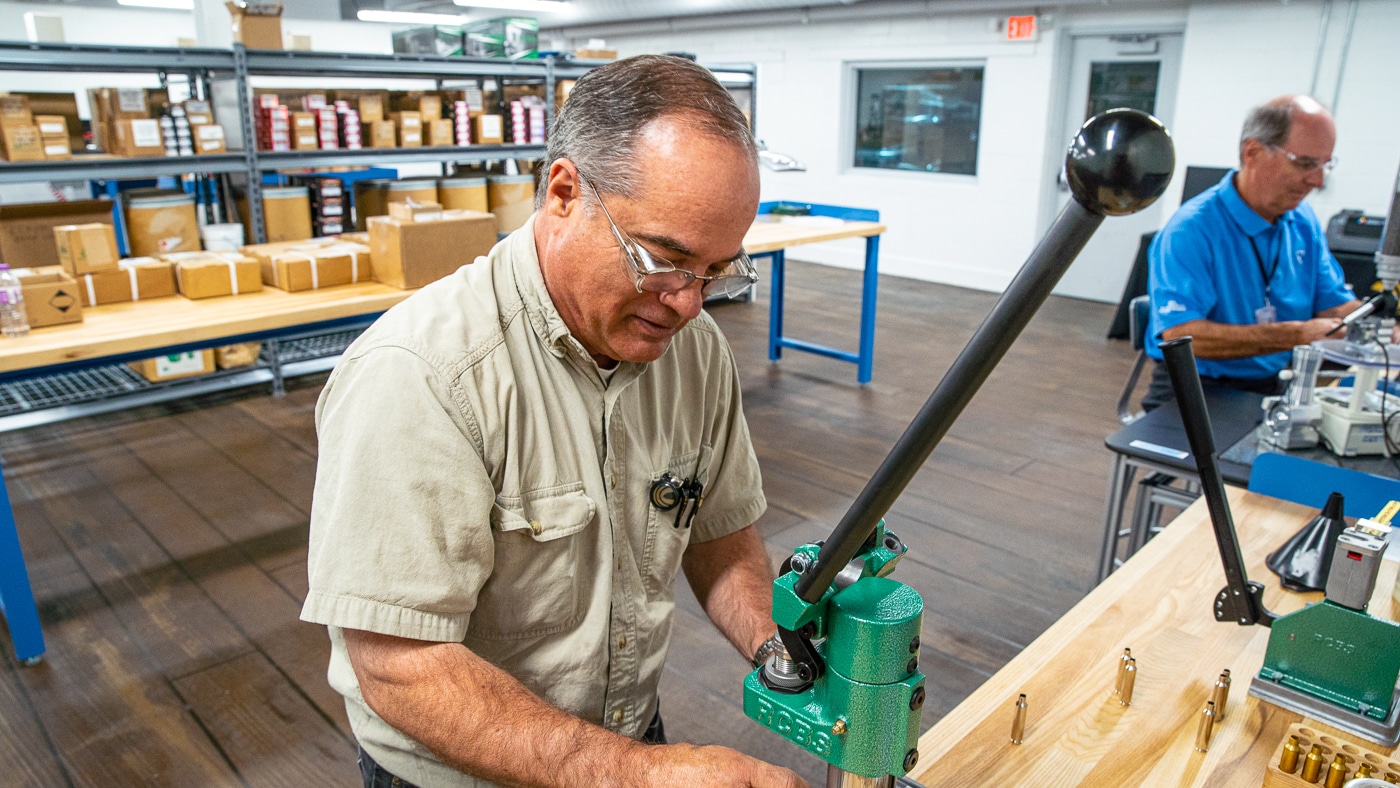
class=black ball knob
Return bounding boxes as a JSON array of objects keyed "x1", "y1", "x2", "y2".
[{"x1": 1065, "y1": 109, "x2": 1176, "y2": 216}]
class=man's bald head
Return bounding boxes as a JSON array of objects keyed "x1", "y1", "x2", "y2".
[{"x1": 1239, "y1": 95, "x2": 1334, "y2": 156}]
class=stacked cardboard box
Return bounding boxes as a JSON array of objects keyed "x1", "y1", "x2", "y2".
[
  {"x1": 475, "y1": 114, "x2": 504, "y2": 145},
  {"x1": 88, "y1": 87, "x2": 166, "y2": 157},
  {"x1": 35, "y1": 114, "x2": 71, "y2": 160},
  {"x1": 53, "y1": 223, "x2": 120, "y2": 276},
  {"x1": 367, "y1": 209, "x2": 496, "y2": 289},
  {"x1": 0, "y1": 94, "x2": 43, "y2": 162},
  {"x1": 130, "y1": 349, "x2": 216, "y2": 382},
  {"x1": 391, "y1": 111, "x2": 421, "y2": 148},
  {"x1": 74, "y1": 257, "x2": 178, "y2": 306}
]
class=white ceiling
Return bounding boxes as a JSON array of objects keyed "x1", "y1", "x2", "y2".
[{"x1": 382, "y1": 0, "x2": 867, "y2": 27}]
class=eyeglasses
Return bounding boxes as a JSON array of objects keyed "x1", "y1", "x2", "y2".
[
  {"x1": 576, "y1": 170, "x2": 759, "y2": 299},
  {"x1": 1267, "y1": 144, "x2": 1338, "y2": 175}
]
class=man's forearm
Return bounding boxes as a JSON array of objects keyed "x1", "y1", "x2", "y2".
[
  {"x1": 1161, "y1": 318, "x2": 1333, "y2": 360},
  {"x1": 346, "y1": 630, "x2": 651, "y2": 788},
  {"x1": 344, "y1": 629, "x2": 806, "y2": 788},
  {"x1": 683, "y1": 525, "x2": 777, "y2": 660}
]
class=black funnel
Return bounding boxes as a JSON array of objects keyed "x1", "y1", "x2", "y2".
[{"x1": 1266, "y1": 492, "x2": 1348, "y2": 592}]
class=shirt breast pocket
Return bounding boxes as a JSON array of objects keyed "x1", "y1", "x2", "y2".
[
  {"x1": 469, "y1": 484, "x2": 596, "y2": 640},
  {"x1": 641, "y1": 449, "x2": 706, "y2": 599}
]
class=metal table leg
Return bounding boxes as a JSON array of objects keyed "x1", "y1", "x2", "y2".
[
  {"x1": 857, "y1": 235, "x2": 880, "y2": 385},
  {"x1": 767, "y1": 250, "x2": 786, "y2": 363},
  {"x1": 1097, "y1": 453, "x2": 1137, "y2": 585},
  {"x1": 0, "y1": 458, "x2": 45, "y2": 664}
]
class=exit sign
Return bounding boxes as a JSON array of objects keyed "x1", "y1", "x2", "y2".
[{"x1": 1006, "y1": 15, "x2": 1038, "y2": 41}]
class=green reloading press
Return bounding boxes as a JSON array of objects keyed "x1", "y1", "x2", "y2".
[
  {"x1": 1159, "y1": 338, "x2": 1400, "y2": 747},
  {"x1": 742, "y1": 108, "x2": 1179, "y2": 786}
]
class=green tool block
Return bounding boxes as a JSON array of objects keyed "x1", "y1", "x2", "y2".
[
  {"x1": 1259, "y1": 601, "x2": 1400, "y2": 720},
  {"x1": 746, "y1": 574, "x2": 925, "y2": 778}
]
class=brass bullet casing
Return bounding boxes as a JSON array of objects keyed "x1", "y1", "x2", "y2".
[
  {"x1": 1356, "y1": 763, "x2": 1375, "y2": 778},
  {"x1": 1119, "y1": 660, "x2": 1137, "y2": 706},
  {"x1": 1324, "y1": 754, "x2": 1349, "y2": 788},
  {"x1": 1114, "y1": 648, "x2": 1132, "y2": 695},
  {"x1": 1211, "y1": 673, "x2": 1231, "y2": 722},
  {"x1": 1010, "y1": 693, "x2": 1028, "y2": 744},
  {"x1": 1194, "y1": 701, "x2": 1216, "y2": 752},
  {"x1": 1279, "y1": 735, "x2": 1301, "y2": 774},
  {"x1": 1302, "y1": 744, "x2": 1324, "y2": 783}
]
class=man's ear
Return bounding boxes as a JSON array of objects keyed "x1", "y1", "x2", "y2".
[
  {"x1": 543, "y1": 160, "x2": 583, "y2": 218},
  {"x1": 1240, "y1": 138, "x2": 1265, "y2": 169}
]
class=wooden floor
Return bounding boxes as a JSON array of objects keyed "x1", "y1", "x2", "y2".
[{"x1": 0, "y1": 259, "x2": 1138, "y2": 787}]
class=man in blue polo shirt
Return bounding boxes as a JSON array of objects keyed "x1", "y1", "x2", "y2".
[{"x1": 1142, "y1": 94, "x2": 1359, "y2": 410}]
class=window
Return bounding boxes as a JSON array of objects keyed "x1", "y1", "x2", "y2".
[{"x1": 853, "y1": 65, "x2": 984, "y2": 175}]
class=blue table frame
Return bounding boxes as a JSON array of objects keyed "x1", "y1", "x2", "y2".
[
  {"x1": 0, "y1": 312, "x2": 384, "y2": 664},
  {"x1": 752, "y1": 201, "x2": 883, "y2": 385}
]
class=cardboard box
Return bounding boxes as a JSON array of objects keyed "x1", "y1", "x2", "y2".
[
  {"x1": 370, "y1": 120, "x2": 396, "y2": 148},
  {"x1": 344, "y1": 93, "x2": 384, "y2": 123},
  {"x1": 0, "y1": 125, "x2": 43, "y2": 162},
  {"x1": 368, "y1": 210, "x2": 496, "y2": 289},
  {"x1": 292, "y1": 111, "x2": 316, "y2": 130},
  {"x1": 170, "y1": 252, "x2": 263, "y2": 299},
  {"x1": 245, "y1": 240, "x2": 370, "y2": 291},
  {"x1": 182, "y1": 100, "x2": 214, "y2": 126},
  {"x1": 215, "y1": 342, "x2": 262, "y2": 369},
  {"x1": 388, "y1": 200, "x2": 442, "y2": 222},
  {"x1": 53, "y1": 223, "x2": 120, "y2": 276},
  {"x1": 391, "y1": 26, "x2": 463, "y2": 57},
  {"x1": 130, "y1": 349, "x2": 215, "y2": 382},
  {"x1": 194, "y1": 124, "x2": 227, "y2": 154},
  {"x1": 475, "y1": 114, "x2": 504, "y2": 145},
  {"x1": 18, "y1": 92, "x2": 83, "y2": 151},
  {"x1": 0, "y1": 200, "x2": 115, "y2": 268},
  {"x1": 77, "y1": 258, "x2": 178, "y2": 306},
  {"x1": 394, "y1": 93, "x2": 442, "y2": 121},
  {"x1": 390, "y1": 111, "x2": 421, "y2": 130},
  {"x1": 13, "y1": 267, "x2": 83, "y2": 327},
  {"x1": 40, "y1": 136, "x2": 72, "y2": 160},
  {"x1": 293, "y1": 132, "x2": 319, "y2": 150},
  {"x1": 0, "y1": 94, "x2": 33, "y2": 127},
  {"x1": 573, "y1": 48, "x2": 618, "y2": 61},
  {"x1": 227, "y1": 2, "x2": 283, "y2": 50},
  {"x1": 339, "y1": 231, "x2": 370, "y2": 245},
  {"x1": 398, "y1": 128, "x2": 422, "y2": 148},
  {"x1": 426, "y1": 118, "x2": 454, "y2": 147},
  {"x1": 34, "y1": 115, "x2": 67, "y2": 138},
  {"x1": 114, "y1": 118, "x2": 165, "y2": 157}
]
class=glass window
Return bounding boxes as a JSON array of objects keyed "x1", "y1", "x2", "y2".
[
  {"x1": 1085, "y1": 61, "x2": 1160, "y2": 120},
  {"x1": 853, "y1": 65, "x2": 984, "y2": 175}
]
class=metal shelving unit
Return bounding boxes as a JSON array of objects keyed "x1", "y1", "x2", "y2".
[{"x1": 0, "y1": 43, "x2": 757, "y2": 421}]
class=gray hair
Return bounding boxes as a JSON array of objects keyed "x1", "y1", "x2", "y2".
[
  {"x1": 1239, "y1": 95, "x2": 1330, "y2": 154},
  {"x1": 536, "y1": 54, "x2": 757, "y2": 208}
]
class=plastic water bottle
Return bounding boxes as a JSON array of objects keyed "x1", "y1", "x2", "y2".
[{"x1": 0, "y1": 264, "x2": 29, "y2": 338}]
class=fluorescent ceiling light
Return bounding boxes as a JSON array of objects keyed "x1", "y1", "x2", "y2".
[
  {"x1": 357, "y1": 10, "x2": 468, "y2": 24},
  {"x1": 117, "y1": 0, "x2": 194, "y2": 9},
  {"x1": 452, "y1": 0, "x2": 569, "y2": 12}
]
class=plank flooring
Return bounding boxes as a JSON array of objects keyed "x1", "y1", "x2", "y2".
[{"x1": 0, "y1": 259, "x2": 1141, "y2": 786}]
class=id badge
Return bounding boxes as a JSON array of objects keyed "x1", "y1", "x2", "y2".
[{"x1": 1255, "y1": 302, "x2": 1277, "y2": 325}]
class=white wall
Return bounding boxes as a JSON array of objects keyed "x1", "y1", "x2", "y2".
[{"x1": 570, "y1": 0, "x2": 1400, "y2": 296}]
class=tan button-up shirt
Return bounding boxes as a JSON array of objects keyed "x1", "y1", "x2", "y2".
[{"x1": 301, "y1": 216, "x2": 765, "y2": 787}]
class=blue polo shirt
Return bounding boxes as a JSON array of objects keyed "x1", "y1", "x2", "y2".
[{"x1": 1146, "y1": 170, "x2": 1352, "y2": 380}]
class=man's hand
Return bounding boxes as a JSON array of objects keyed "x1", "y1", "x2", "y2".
[
  {"x1": 1295, "y1": 316, "x2": 1345, "y2": 344},
  {"x1": 639, "y1": 743, "x2": 809, "y2": 788}
]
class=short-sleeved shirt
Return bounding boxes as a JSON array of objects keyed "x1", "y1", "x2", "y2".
[
  {"x1": 300, "y1": 216, "x2": 766, "y2": 787},
  {"x1": 1146, "y1": 170, "x2": 1353, "y2": 380}
]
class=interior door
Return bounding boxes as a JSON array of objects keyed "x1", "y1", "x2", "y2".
[{"x1": 1050, "y1": 33, "x2": 1183, "y2": 303}]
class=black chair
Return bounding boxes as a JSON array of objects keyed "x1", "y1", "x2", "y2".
[{"x1": 1116, "y1": 295, "x2": 1152, "y2": 424}]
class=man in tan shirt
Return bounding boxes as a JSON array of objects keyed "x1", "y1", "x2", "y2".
[{"x1": 302, "y1": 55, "x2": 805, "y2": 787}]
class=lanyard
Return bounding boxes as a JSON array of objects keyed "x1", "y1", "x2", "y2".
[{"x1": 1248, "y1": 233, "x2": 1282, "y2": 302}]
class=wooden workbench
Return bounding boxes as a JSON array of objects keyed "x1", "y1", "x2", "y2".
[
  {"x1": 910, "y1": 488, "x2": 1399, "y2": 786},
  {"x1": 742, "y1": 218, "x2": 886, "y2": 255},
  {"x1": 0, "y1": 281, "x2": 412, "y2": 374}
]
